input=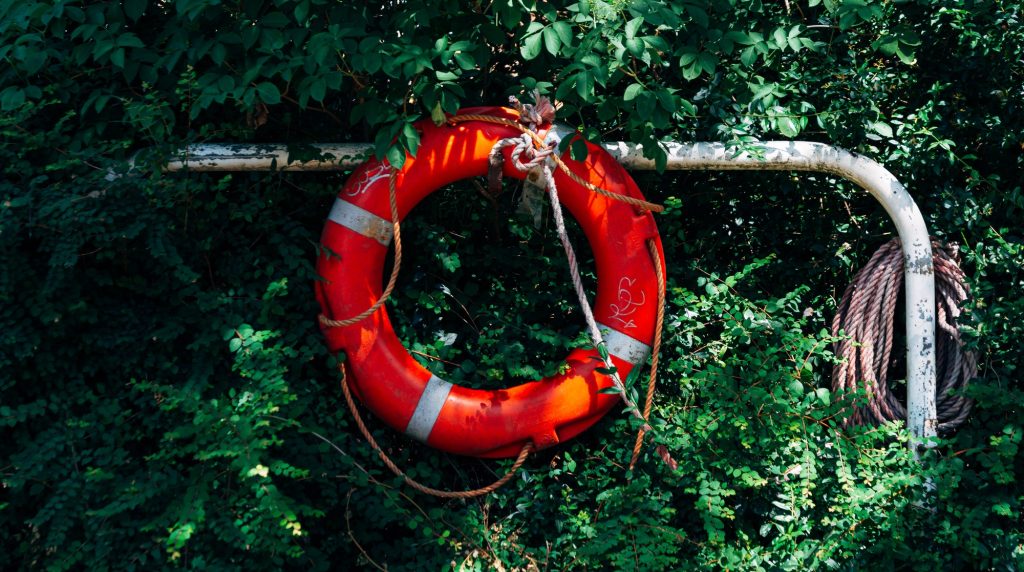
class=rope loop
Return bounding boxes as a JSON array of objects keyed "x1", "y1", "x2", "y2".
[
  {"x1": 339, "y1": 362, "x2": 533, "y2": 499},
  {"x1": 319, "y1": 167, "x2": 402, "y2": 330}
]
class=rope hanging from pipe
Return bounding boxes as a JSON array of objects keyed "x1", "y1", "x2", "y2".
[{"x1": 831, "y1": 237, "x2": 975, "y2": 433}]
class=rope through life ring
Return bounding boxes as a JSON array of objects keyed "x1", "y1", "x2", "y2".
[{"x1": 316, "y1": 107, "x2": 665, "y2": 458}]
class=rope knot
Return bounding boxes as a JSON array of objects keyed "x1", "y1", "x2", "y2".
[
  {"x1": 510, "y1": 132, "x2": 555, "y2": 172},
  {"x1": 509, "y1": 90, "x2": 556, "y2": 130}
]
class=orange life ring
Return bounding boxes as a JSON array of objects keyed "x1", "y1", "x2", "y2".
[{"x1": 316, "y1": 107, "x2": 665, "y2": 458}]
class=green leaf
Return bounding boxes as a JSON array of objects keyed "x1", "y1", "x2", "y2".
[
  {"x1": 430, "y1": 101, "x2": 446, "y2": 125},
  {"x1": 542, "y1": 26, "x2": 560, "y2": 56},
  {"x1": 124, "y1": 0, "x2": 147, "y2": 20},
  {"x1": 110, "y1": 48, "x2": 125, "y2": 68},
  {"x1": 895, "y1": 43, "x2": 917, "y2": 65},
  {"x1": 569, "y1": 137, "x2": 588, "y2": 161},
  {"x1": 552, "y1": 21, "x2": 573, "y2": 46},
  {"x1": 117, "y1": 33, "x2": 145, "y2": 48},
  {"x1": 0, "y1": 86, "x2": 25, "y2": 110},
  {"x1": 575, "y1": 71, "x2": 594, "y2": 99},
  {"x1": 386, "y1": 144, "x2": 406, "y2": 169},
  {"x1": 682, "y1": 63, "x2": 701, "y2": 81},
  {"x1": 868, "y1": 121, "x2": 893, "y2": 138},
  {"x1": 624, "y1": 83, "x2": 644, "y2": 102},
  {"x1": 256, "y1": 82, "x2": 281, "y2": 104},
  {"x1": 260, "y1": 12, "x2": 290, "y2": 28},
  {"x1": 309, "y1": 77, "x2": 326, "y2": 102},
  {"x1": 625, "y1": 16, "x2": 643, "y2": 39},
  {"x1": 402, "y1": 123, "x2": 420, "y2": 156},
  {"x1": 625, "y1": 37, "x2": 644, "y2": 59},
  {"x1": 453, "y1": 51, "x2": 475, "y2": 70},
  {"x1": 293, "y1": 0, "x2": 310, "y2": 23},
  {"x1": 21, "y1": 50, "x2": 46, "y2": 74},
  {"x1": 777, "y1": 116, "x2": 800, "y2": 137},
  {"x1": 740, "y1": 46, "x2": 759, "y2": 67},
  {"x1": 697, "y1": 53, "x2": 716, "y2": 75},
  {"x1": 815, "y1": 388, "x2": 831, "y2": 406},
  {"x1": 520, "y1": 22, "x2": 544, "y2": 60}
]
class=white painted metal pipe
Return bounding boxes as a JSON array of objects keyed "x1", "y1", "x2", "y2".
[
  {"x1": 162, "y1": 143, "x2": 372, "y2": 172},
  {"x1": 608, "y1": 140, "x2": 937, "y2": 449},
  {"x1": 161, "y1": 139, "x2": 938, "y2": 449}
]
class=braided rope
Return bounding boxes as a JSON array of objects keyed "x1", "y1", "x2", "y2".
[
  {"x1": 831, "y1": 237, "x2": 976, "y2": 433},
  {"x1": 629, "y1": 239, "x2": 666, "y2": 470},
  {"x1": 540, "y1": 161, "x2": 650, "y2": 429},
  {"x1": 319, "y1": 169, "x2": 402, "y2": 329},
  {"x1": 447, "y1": 114, "x2": 665, "y2": 213},
  {"x1": 338, "y1": 363, "x2": 533, "y2": 499}
]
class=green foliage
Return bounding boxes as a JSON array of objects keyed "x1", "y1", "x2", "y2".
[{"x1": 2, "y1": 0, "x2": 1023, "y2": 569}]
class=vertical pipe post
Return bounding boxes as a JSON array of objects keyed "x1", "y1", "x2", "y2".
[{"x1": 609, "y1": 141, "x2": 938, "y2": 449}]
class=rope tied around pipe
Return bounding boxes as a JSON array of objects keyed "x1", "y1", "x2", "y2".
[
  {"x1": 831, "y1": 237, "x2": 975, "y2": 433},
  {"x1": 488, "y1": 97, "x2": 672, "y2": 471}
]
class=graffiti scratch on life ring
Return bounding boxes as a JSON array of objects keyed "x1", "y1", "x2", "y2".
[
  {"x1": 345, "y1": 163, "x2": 390, "y2": 197},
  {"x1": 609, "y1": 276, "x2": 646, "y2": 329}
]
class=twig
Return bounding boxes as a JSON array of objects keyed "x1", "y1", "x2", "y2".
[{"x1": 346, "y1": 490, "x2": 388, "y2": 571}]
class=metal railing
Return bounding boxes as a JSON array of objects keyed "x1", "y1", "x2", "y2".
[{"x1": 154, "y1": 137, "x2": 937, "y2": 450}]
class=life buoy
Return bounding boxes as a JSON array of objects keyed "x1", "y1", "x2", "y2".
[{"x1": 316, "y1": 107, "x2": 665, "y2": 458}]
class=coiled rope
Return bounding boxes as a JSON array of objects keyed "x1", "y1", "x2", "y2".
[
  {"x1": 321, "y1": 98, "x2": 670, "y2": 496},
  {"x1": 831, "y1": 237, "x2": 975, "y2": 433}
]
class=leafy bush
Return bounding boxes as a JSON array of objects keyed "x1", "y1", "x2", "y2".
[{"x1": 2, "y1": 0, "x2": 1021, "y2": 569}]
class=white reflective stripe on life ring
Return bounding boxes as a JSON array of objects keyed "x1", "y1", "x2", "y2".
[
  {"x1": 327, "y1": 198, "x2": 393, "y2": 246},
  {"x1": 596, "y1": 322, "x2": 651, "y2": 365},
  {"x1": 404, "y1": 374, "x2": 454, "y2": 442}
]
